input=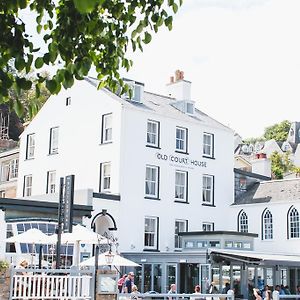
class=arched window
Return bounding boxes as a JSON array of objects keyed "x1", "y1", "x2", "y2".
[
  {"x1": 263, "y1": 209, "x2": 273, "y2": 240},
  {"x1": 289, "y1": 207, "x2": 300, "y2": 238},
  {"x1": 238, "y1": 210, "x2": 248, "y2": 233}
]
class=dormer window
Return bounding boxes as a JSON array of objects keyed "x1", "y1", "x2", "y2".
[
  {"x1": 122, "y1": 79, "x2": 144, "y2": 103},
  {"x1": 170, "y1": 100, "x2": 195, "y2": 116},
  {"x1": 186, "y1": 102, "x2": 194, "y2": 115}
]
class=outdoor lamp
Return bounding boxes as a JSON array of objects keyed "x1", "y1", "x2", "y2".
[{"x1": 105, "y1": 248, "x2": 114, "y2": 264}]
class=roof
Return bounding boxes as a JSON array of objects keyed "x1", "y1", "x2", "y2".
[
  {"x1": 179, "y1": 230, "x2": 258, "y2": 237},
  {"x1": 234, "y1": 178, "x2": 300, "y2": 205},
  {"x1": 85, "y1": 77, "x2": 232, "y2": 132},
  {"x1": 234, "y1": 168, "x2": 271, "y2": 181},
  {"x1": 210, "y1": 248, "x2": 300, "y2": 266}
]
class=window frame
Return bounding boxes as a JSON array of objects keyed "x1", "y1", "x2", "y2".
[
  {"x1": 145, "y1": 165, "x2": 160, "y2": 199},
  {"x1": 146, "y1": 120, "x2": 160, "y2": 148},
  {"x1": 26, "y1": 133, "x2": 35, "y2": 159},
  {"x1": 288, "y1": 207, "x2": 300, "y2": 239},
  {"x1": 203, "y1": 132, "x2": 214, "y2": 158},
  {"x1": 175, "y1": 126, "x2": 188, "y2": 153},
  {"x1": 100, "y1": 162, "x2": 111, "y2": 193},
  {"x1": 174, "y1": 170, "x2": 188, "y2": 203},
  {"x1": 174, "y1": 219, "x2": 188, "y2": 250},
  {"x1": 46, "y1": 170, "x2": 56, "y2": 194},
  {"x1": 202, "y1": 174, "x2": 214, "y2": 206},
  {"x1": 144, "y1": 216, "x2": 159, "y2": 250},
  {"x1": 238, "y1": 210, "x2": 248, "y2": 233},
  {"x1": 23, "y1": 175, "x2": 33, "y2": 197},
  {"x1": 49, "y1": 127, "x2": 59, "y2": 155},
  {"x1": 101, "y1": 113, "x2": 113, "y2": 144},
  {"x1": 262, "y1": 209, "x2": 273, "y2": 240},
  {"x1": 202, "y1": 222, "x2": 214, "y2": 232}
]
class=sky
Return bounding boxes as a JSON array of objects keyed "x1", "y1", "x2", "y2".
[{"x1": 121, "y1": 0, "x2": 300, "y2": 139}]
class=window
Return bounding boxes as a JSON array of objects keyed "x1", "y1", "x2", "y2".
[
  {"x1": 23, "y1": 175, "x2": 32, "y2": 197},
  {"x1": 175, "y1": 170, "x2": 188, "y2": 202},
  {"x1": 1, "y1": 159, "x2": 19, "y2": 182},
  {"x1": 203, "y1": 133, "x2": 214, "y2": 158},
  {"x1": 0, "y1": 190, "x2": 5, "y2": 198},
  {"x1": 49, "y1": 127, "x2": 59, "y2": 154},
  {"x1": 144, "y1": 217, "x2": 158, "y2": 249},
  {"x1": 202, "y1": 175, "x2": 214, "y2": 205},
  {"x1": 175, "y1": 220, "x2": 187, "y2": 249},
  {"x1": 147, "y1": 120, "x2": 160, "y2": 148},
  {"x1": 145, "y1": 165, "x2": 159, "y2": 198},
  {"x1": 203, "y1": 222, "x2": 214, "y2": 231},
  {"x1": 289, "y1": 207, "x2": 299, "y2": 238},
  {"x1": 101, "y1": 113, "x2": 112, "y2": 143},
  {"x1": 66, "y1": 97, "x2": 71, "y2": 106},
  {"x1": 26, "y1": 134, "x2": 35, "y2": 159},
  {"x1": 100, "y1": 162, "x2": 111, "y2": 192},
  {"x1": 176, "y1": 127, "x2": 187, "y2": 152},
  {"x1": 263, "y1": 209, "x2": 273, "y2": 240},
  {"x1": 47, "y1": 171, "x2": 56, "y2": 194},
  {"x1": 238, "y1": 210, "x2": 248, "y2": 233}
]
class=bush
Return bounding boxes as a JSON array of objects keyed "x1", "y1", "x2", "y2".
[{"x1": 0, "y1": 260, "x2": 9, "y2": 273}]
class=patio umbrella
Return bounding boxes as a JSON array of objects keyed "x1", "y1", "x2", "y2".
[
  {"x1": 79, "y1": 251, "x2": 141, "y2": 267},
  {"x1": 5, "y1": 228, "x2": 51, "y2": 244}
]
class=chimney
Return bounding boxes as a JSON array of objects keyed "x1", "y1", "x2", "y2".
[{"x1": 166, "y1": 70, "x2": 191, "y2": 101}]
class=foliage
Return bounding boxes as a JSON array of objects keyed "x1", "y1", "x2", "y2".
[
  {"x1": 270, "y1": 151, "x2": 294, "y2": 179},
  {"x1": 0, "y1": 260, "x2": 9, "y2": 273},
  {"x1": 263, "y1": 120, "x2": 291, "y2": 142},
  {"x1": 0, "y1": 0, "x2": 182, "y2": 113},
  {"x1": 243, "y1": 137, "x2": 264, "y2": 145}
]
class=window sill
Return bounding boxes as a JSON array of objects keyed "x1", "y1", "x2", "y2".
[
  {"x1": 174, "y1": 200, "x2": 189, "y2": 204},
  {"x1": 93, "y1": 192, "x2": 121, "y2": 201},
  {"x1": 144, "y1": 196, "x2": 161, "y2": 201},
  {"x1": 25, "y1": 157, "x2": 35, "y2": 161},
  {"x1": 202, "y1": 203, "x2": 216, "y2": 207},
  {"x1": 202, "y1": 155, "x2": 215, "y2": 160},
  {"x1": 175, "y1": 150, "x2": 189, "y2": 155},
  {"x1": 146, "y1": 145, "x2": 161, "y2": 149},
  {"x1": 143, "y1": 249, "x2": 160, "y2": 252},
  {"x1": 48, "y1": 152, "x2": 58, "y2": 156},
  {"x1": 99, "y1": 141, "x2": 113, "y2": 146}
]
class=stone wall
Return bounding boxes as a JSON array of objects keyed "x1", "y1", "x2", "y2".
[{"x1": 0, "y1": 270, "x2": 10, "y2": 300}]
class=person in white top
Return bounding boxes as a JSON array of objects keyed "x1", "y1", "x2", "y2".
[{"x1": 272, "y1": 285, "x2": 280, "y2": 300}]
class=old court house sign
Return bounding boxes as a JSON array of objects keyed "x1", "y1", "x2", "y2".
[{"x1": 156, "y1": 152, "x2": 207, "y2": 168}]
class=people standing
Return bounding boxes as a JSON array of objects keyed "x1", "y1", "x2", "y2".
[
  {"x1": 124, "y1": 272, "x2": 135, "y2": 294},
  {"x1": 131, "y1": 285, "x2": 141, "y2": 300},
  {"x1": 118, "y1": 273, "x2": 127, "y2": 293},
  {"x1": 168, "y1": 283, "x2": 177, "y2": 300},
  {"x1": 253, "y1": 288, "x2": 262, "y2": 300},
  {"x1": 272, "y1": 285, "x2": 280, "y2": 300},
  {"x1": 190, "y1": 285, "x2": 204, "y2": 300}
]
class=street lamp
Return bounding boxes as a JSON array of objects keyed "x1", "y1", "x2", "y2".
[{"x1": 105, "y1": 244, "x2": 114, "y2": 264}]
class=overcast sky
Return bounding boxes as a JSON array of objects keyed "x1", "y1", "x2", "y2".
[{"x1": 122, "y1": 0, "x2": 300, "y2": 139}]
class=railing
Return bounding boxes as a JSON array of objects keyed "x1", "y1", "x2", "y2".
[{"x1": 10, "y1": 268, "x2": 93, "y2": 300}]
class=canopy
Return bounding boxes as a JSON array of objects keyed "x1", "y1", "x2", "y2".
[
  {"x1": 60, "y1": 224, "x2": 107, "y2": 244},
  {"x1": 5, "y1": 228, "x2": 52, "y2": 244},
  {"x1": 80, "y1": 251, "x2": 141, "y2": 267},
  {"x1": 210, "y1": 248, "x2": 300, "y2": 266}
]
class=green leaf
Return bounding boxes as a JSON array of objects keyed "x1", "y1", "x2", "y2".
[
  {"x1": 26, "y1": 54, "x2": 33, "y2": 73},
  {"x1": 15, "y1": 56, "x2": 26, "y2": 71},
  {"x1": 46, "y1": 79, "x2": 58, "y2": 93},
  {"x1": 37, "y1": 24, "x2": 42, "y2": 34},
  {"x1": 172, "y1": 3, "x2": 178, "y2": 13},
  {"x1": 35, "y1": 57, "x2": 44, "y2": 69},
  {"x1": 16, "y1": 78, "x2": 32, "y2": 90},
  {"x1": 14, "y1": 99, "x2": 24, "y2": 118},
  {"x1": 73, "y1": 0, "x2": 98, "y2": 13},
  {"x1": 143, "y1": 32, "x2": 152, "y2": 44}
]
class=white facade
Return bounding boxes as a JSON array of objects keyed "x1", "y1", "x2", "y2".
[{"x1": 16, "y1": 76, "x2": 235, "y2": 254}]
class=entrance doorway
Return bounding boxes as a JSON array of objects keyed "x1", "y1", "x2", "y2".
[{"x1": 179, "y1": 263, "x2": 199, "y2": 293}]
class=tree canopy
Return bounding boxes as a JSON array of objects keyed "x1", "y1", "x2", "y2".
[
  {"x1": 0, "y1": 0, "x2": 182, "y2": 115},
  {"x1": 270, "y1": 151, "x2": 294, "y2": 179},
  {"x1": 263, "y1": 120, "x2": 291, "y2": 142}
]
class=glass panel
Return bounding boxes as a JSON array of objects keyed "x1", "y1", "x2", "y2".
[
  {"x1": 200, "y1": 264, "x2": 211, "y2": 293},
  {"x1": 257, "y1": 267, "x2": 265, "y2": 291},
  {"x1": 266, "y1": 268, "x2": 273, "y2": 286},
  {"x1": 153, "y1": 264, "x2": 162, "y2": 293},
  {"x1": 212, "y1": 267, "x2": 220, "y2": 292},
  {"x1": 166, "y1": 265, "x2": 176, "y2": 293},
  {"x1": 221, "y1": 266, "x2": 230, "y2": 293},
  {"x1": 144, "y1": 264, "x2": 152, "y2": 292},
  {"x1": 232, "y1": 266, "x2": 241, "y2": 297}
]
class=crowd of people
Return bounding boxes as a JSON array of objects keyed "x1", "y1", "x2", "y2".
[{"x1": 252, "y1": 284, "x2": 295, "y2": 300}]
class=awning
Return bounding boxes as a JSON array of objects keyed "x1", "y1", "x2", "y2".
[{"x1": 210, "y1": 248, "x2": 300, "y2": 266}]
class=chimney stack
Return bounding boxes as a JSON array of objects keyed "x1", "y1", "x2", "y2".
[{"x1": 166, "y1": 70, "x2": 191, "y2": 101}]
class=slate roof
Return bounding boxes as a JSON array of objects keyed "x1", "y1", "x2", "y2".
[
  {"x1": 234, "y1": 178, "x2": 300, "y2": 205},
  {"x1": 85, "y1": 77, "x2": 232, "y2": 132}
]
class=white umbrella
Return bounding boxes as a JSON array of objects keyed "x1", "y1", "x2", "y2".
[
  {"x1": 79, "y1": 251, "x2": 141, "y2": 267},
  {"x1": 5, "y1": 228, "x2": 52, "y2": 244}
]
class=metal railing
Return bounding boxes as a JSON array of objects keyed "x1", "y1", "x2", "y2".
[
  {"x1": 9, "y1": 268, "x2": 93, "y2": 300},
  {"x1": 117, "y1": 293, "x2": 235, "y2": 300}
]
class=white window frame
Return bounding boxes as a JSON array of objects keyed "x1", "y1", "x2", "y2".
[
  {"x1": 49, "y1": 127, "x2": 59, "y2": 154},
  {"x1": 289, "y1": 207, "x2": 299, "y2": 239},
  {"x1": 175, "y1": 170, "x2": 187, "y2": 202},
  {"x1": 10, "y1": 159, "x2": 18, "y2": 179},
  {"x1": 203, "y1": 133, "x2": 214, "y2": 158},
  {"x1": 1, "y1": 159, "x2": 19, "y2": 182},
  {"x1": 202, "y1": 175, "x2": 214, "y2": 205},
  {"x1": 239, "y1": 211, "x2": 248, "y2": 233},
  {"x1": 102, "y1": 113, "x2": 112, "y2": 143},
  {"x1": 26, "y1": 134, "x2": 35, "y2": 159},
  {"x1": 176, "y1": 127, "x2": 187, "y2": 152},
  {"x1": 1, "y1": 161, "x2": 10, "y2": 182},
  {"x1": 203, "y1": 222, "x2": 214, "y2": 232},
  {"x1": 263, "y1": 210, "x2": 273, "y2": 240},
  {"x1": 146, "y1": 120, "x2": 159, "y2": 147},
  {"x1": 175, "y1": 219, "x2": 187, "y2": 249},
  {"x1": 24, "y1": 175, "x2": 32, "y2": 197},
  {"x1": 145, "y1": 165, "x2": 159, "y2": 198},
  {"x1": 144, "y1": 216, "x2": 158, "y2": 249},
  {"x1": 101, "y1": 162, "x2": 111, "y2": 192},
  {"x1": 47, "y1": 171, "x2": 56, "y2": 194}
]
